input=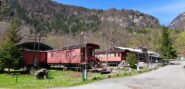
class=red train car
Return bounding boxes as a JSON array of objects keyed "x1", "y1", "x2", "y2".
[
  {"x1": 47, "y1": 48, "x2": 81, "y2": 64},
  {"x1": 95, "y1": 50, "x2": 127, "y2": 65},
  {"x1": 23, "y1": 50, "x2": 48, "y2": 67},
  {"x1": 23, "y1": 43, "x2": 100, "y2": 68},
  {"x1": 47, "y1": 43, "x2": 100, "y2": 65}
]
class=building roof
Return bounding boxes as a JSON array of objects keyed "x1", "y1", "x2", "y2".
[
  {"x1": 114, "y1": 46, "x2": 160, "y2": 57},
  {"x1": 114, "y1": 46, "x2": 143, "y2": 53},
  {"x1": 95, "y1": 49, "x2": 125, "y2": 54},
  {"x1": 17, "y1": 42, "x2": 53, "y2": 51}
]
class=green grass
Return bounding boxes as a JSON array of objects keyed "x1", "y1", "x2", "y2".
[
  {"x1": 0, "y1": 70, "x2": 85, "y2": 89},
  {"x1": 0, "y1": 68, "x2": 152, "y2": 89}
]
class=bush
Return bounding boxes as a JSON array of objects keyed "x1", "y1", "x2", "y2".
[
  {"x1": 126, "y1": 53, "x2": 137, "y2": 69},
  {"x1": 0, "y1": 65, "x2": 4, "y2": 72}
]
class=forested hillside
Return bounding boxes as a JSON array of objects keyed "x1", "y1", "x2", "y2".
[
  {"x1": 0, "y1": 0, "x2": 185, "y2": 56},
  {"x1": 0, "y1": 0, "x2": 160, "y2": 33}
]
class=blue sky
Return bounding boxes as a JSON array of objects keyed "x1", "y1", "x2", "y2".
[{"x1": 54, "y1": 0, "x2": 185, "y2": 25}]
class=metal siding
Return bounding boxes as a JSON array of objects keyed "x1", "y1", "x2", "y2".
[
  {"x1": 23, "y1": 51, "x2": 34, "y2": 65},
  {"x1": 39, "y1": 52, "x2": 47, "y2": 64},
  {"x1": 47, "y1": 48, "x2": 81, "y2": 64},
  {"x1": 96, "y1": 52, "x2": 126, "y2": 62},
  {"x1": 98, "y1": 56, "x2": 122, "y2": 62},
  {"x1": 23, "y1": 51, "x2": 47, "y2": 66}
]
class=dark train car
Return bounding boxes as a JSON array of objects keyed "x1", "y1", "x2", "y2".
[
  {"x1": 47, "y1": 43, "x2": 100, "y2": 65},
  {"x1": 23, "y1": 50, "x2": 47, "y2": 67}
]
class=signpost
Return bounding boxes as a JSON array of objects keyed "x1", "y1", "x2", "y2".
[
  {"x1": 82, "y1": 64, "x2": 87, "y2": 81},
  {"x1": 128, "y1": 64, "x2": 131, "y2": 73},
  {"x1": 15, "y1": 74, "x2": 18, "y2": 83}
]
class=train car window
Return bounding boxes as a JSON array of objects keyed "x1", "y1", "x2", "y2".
[
  {"x1": 92, "y1": 50, "x2": 95, "y2": 56},
  {"x1": 95, "y1": 55, "x2": 97, "y2": 58},
  {"x1": 56, "y1": 52, "x2": 58, "y2": 58},
  {"x1": 81, "y1": 47, "x2": 85, "y2": 62},
  {"x1": 118, "y1": 53, "x2": 120, "y2": 57},
  {"x1": 51, "y1": 53, "x2": 54, "y2": 58},
  {"x1": 114, "y1": 53, "x2": 116, "y2": 57}
]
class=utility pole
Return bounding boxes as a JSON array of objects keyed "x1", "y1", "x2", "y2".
[
  {"x1": 0, "y1": 0, "x2": 2, "y2": 11},
  {"x1": 0, "y1": 0, "x2": 5, "y2": 15},
  {"x1": 29, "y1": 33, "x2": 45, "y2": 67},
  {"x1": 80, "y1": 31, "x2": 87, "y2": 81}
]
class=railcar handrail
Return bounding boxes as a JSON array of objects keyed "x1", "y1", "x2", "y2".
[{"x1": 89, "y1": 56, "x2": 100, "y2": 63}]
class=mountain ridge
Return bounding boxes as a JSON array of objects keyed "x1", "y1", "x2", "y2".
[
  {"x1": 169, "y1": 12, "x2": 185, "y2": 30},
  {"x1": 0, "y1": 0, "x2": 160, "y2": 34},
  {"x1": 0, "y1": 0, "x2": 163, "y2": 51}
]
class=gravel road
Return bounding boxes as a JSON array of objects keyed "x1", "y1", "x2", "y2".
[{"x1": 52, "y1": 61, "x2": 185, "y2": 89}]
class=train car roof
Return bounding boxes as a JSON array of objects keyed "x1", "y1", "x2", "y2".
[
  {"x1": 17, "y1": 42, "x2": 53, "y2": 51},
  {"x1": 114, "y1": 46, "x2": 160, "y2": 57},
  {"x1": 23, "y1": 49, "x2": 48, "y2": 52},
  {"x1": 46, "y1": 43, "x2": 100, "y2": 52},
  {"x1": 95, "y1": 49, "x2": 126, "y2": 54}
]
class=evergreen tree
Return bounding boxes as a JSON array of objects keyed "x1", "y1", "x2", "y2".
[
  {"x1": 160, "y1": 27, "x2": 177, "y2": 60},
  {"x1": 126, "y1": 53, "x2": 137, "y2": 69},
  {"x1": 0, "y1": 18, "x2": 23, "y2": 73}
]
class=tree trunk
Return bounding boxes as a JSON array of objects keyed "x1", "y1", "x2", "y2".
[
  {"x1": 8, "y1": 68, "x2": 10, "y2": 74},
  {"x1": 8, "y1": 66, "x2": 10, "y2": 74}
]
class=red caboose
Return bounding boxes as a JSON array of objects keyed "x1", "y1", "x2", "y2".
[{"x1": 47, "y1": 43, "x2": 100, "y2": 66}]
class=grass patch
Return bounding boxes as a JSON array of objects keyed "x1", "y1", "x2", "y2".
[
  {"x1": 0, "y1": 68, "x2": 152, "y2": 89},
  {"x1": 0, "y1": 70, "x2": 85, "y2": 89}
]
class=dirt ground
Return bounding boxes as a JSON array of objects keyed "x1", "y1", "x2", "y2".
[{"x1": 51, "y1": 61, "x2": 185, "y2": 89}]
